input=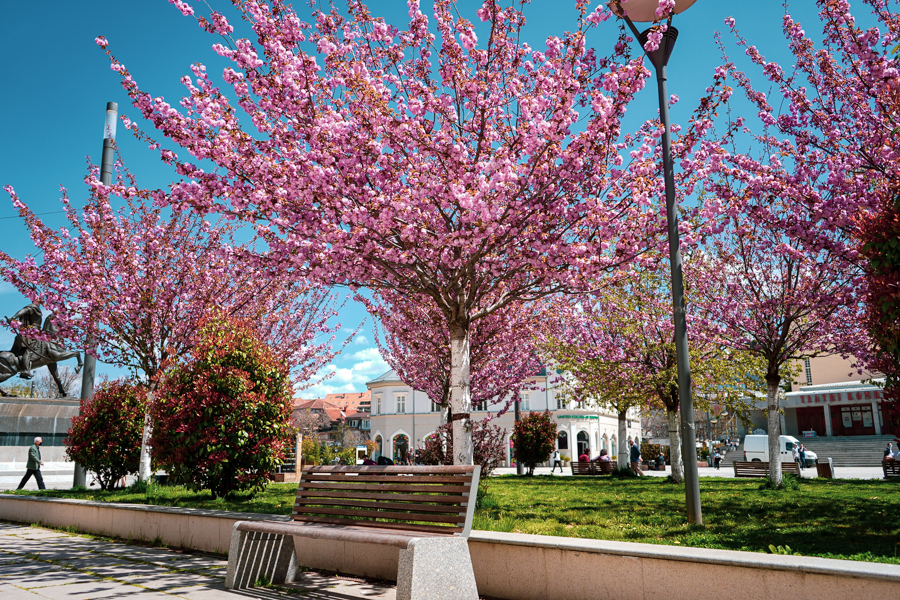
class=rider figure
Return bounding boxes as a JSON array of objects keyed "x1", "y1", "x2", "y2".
[{"x1": 7, "y1": 303, "x2": 42, "y2": 379}]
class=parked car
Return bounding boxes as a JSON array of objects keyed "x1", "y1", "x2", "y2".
[{"x1": 743, "y1": 434, "x2": 817, "y2": 468}]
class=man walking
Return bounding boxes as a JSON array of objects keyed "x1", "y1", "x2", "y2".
[
  {"x1": 550, "y1": 449, "x2": 562, "y2": 473},
  {"x1": 17, "y1": 436, "x2": 45, "y2": 490},
  {"x1": 629, "y1": 439, "x2": 644, "y2": 476}
]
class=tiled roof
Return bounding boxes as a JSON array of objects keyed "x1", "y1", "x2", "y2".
[{"x1": 293, "y1": 398, "x2": 344, "y2": 421}]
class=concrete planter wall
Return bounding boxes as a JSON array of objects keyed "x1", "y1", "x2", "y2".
[{"x1": 1, "y1": 494, "x2": 898, "y2": 600}]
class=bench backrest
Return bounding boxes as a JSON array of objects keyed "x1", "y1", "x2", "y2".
[
  {"x1": 571, "y1": 461, "x2": 594, "y2": 475},
  {"x1": 732, "y1": 461, "x2": 800, "y2": 476},
  {"x1": 293, "y1": 465, "x2": 481, "y2": 538}
]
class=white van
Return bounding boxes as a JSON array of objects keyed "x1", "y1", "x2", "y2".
[{"x1": 743, "y1": 435, "x2": 817, "y2": 468}]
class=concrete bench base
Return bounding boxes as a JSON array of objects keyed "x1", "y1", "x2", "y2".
[
  {"x1": 397, "y1": 536, "x2": 478, "y2": 600},
  {"x1": 225, "y1": 524, "x2": 297, "y2": 589}
]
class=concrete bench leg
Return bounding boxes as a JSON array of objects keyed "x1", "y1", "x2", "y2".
[
  {"x1": 225, "y1": 523, "x2": 297, "y2": 589},
  {"x1": 396, "y1": 537, "x2": 478, "y2": 600}
]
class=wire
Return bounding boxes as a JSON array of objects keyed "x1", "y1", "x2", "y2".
[{"x1": 0, "y1": 210, "x2": 67, "y2": 220}]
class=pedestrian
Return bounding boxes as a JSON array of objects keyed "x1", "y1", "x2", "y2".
[
  {"x1": 629, "y1": 440, "x2": 644, "y2": 476},
  {"x1": 713, "y1": 448, "x2": 721, "y2": 469},
  {"x1": 791, "y1": 444, "x2": 802, "y2": 470},
  {"x1": 16, "y1": 436, "x2": 45, "y2": 490},
  {"x1": 655, "y1": 452, "x2": 666, "y2": 471},
  {"x1": 884, "y1": 443, "x2": 893, "y2": 460},
  {"x1": 798, "y1": 444, "x2": 807, "y2": 470},
  {"x1": 550, "y1": 449, "x2": 563, "y2": 473}
]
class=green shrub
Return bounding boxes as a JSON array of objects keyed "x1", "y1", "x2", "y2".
[
  {"x1": 65, "y1": 380, "x2": 147, "y2": 491},
  {"x1": 151, "y1": 315, "x2": 295, "y2": 497},
  {"x1": 511, "y1": 411, "x2": 557, "y2": 476}
]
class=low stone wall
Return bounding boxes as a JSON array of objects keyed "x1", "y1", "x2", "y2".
[{"x1": 1, "y1": 494, "x2": 898, "y2": 600}]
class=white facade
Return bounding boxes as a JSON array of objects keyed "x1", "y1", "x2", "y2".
[{"x1": 365, "y1": 370, "x2": 642, "y2": 465}]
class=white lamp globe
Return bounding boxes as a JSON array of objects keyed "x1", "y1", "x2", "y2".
[{"x1": 609, "y1": 0, "x2": 698, "y2": 23}]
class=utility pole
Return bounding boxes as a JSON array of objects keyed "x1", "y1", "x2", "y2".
[{"x1": 74, "y1": 102, "x2": 117, "y2": 489}]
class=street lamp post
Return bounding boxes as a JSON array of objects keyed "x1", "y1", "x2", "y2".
[
  {"x1": 610, "y1": 0, "x2": 702, "y2": 524},
  {"x1": 73, "y1": 101, "x2": 117, "y2": 489}
]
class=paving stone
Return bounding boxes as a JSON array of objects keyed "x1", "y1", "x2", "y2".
[
  {"x1": 5, "y1": 568, "x2": 96, "y2": 589},
  {"x1": 21, "y1": 580, "x2": 146, "y2": 599},
  {"x1": 80, "y1": 563, "x2": 168, "y2": 579},
  {"x1": 0, "y1": 563, "x2": 62, "y2": 579},
  {"x1": 126, "y1": 572, "x2": 221, "y2": 591},
  {"x1": 0, "y1": 583, "x2": 49, "y2": 599}
]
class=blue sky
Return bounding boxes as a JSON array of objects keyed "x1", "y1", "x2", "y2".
[{"x1": 0, "y1": 0, "x2": 841, "y2": 397}]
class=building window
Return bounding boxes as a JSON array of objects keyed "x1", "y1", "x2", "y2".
[
  {"x1": 556, "y1": 392, "x2": 566, "y2": 410},
  {"x1": 557, "y1": 431, "x2": 568, "y2": 450},
  {"x1": 396, "y1": 394, "x2": 406, "y2": 414},
  {"x1": 431, "y1": 401, "x2": 441, "y2": 413},
  {"x1": 375, "y1": 395, "x2": 382, "y2": 415},
  {"x1": 804, "y1": 358, "x2": 812, "y2": 386},
  {"x1": 473, "y1": 400, "x2": 486, "y2": 411},
  {"x1": 522, "y1": 393, "x2": 530, "y2": 411}
]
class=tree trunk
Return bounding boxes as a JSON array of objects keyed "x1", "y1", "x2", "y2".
[
  {"x1": 138, "y1": 382, "x2": 158, "y2": 482},
  {"x1": 449, "y1": 323, "x2": 474, "y2": 465},
  {"x1": 766, "y1": 375, "x2": 782, "y2": 486},
  {"x1": 617, "y1": 410, "x2": 629, "y2": 470},
  {"x1": 667, "y1": 409, "x2": 683, "y2": 482}
]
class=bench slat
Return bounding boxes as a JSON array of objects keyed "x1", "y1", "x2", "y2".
[
  {"x1": 302, "y1": 474, "x2": 474, "y2": 484},
  {"x1": 304, "y1": 465, "x2": 476, "y2": 475},
  {"x1": 293, "y1": 506, "x2": 466, "y2": 524},
  {"x1": 295, "y1": 490, "x2": 468, "y2": 504},
  {"x1": 295, "y1": 498, "x2": 466, "y2": 514},
  {"x1": 291, "y1": 514, "x2": 463, "y2": 535},
  {"x1": 298, "y1": 481, "x2": 472, "y2": 494}
]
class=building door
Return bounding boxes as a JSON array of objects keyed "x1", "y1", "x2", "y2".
[
  {"x1": 577, "y1": 431, "x2": 589, "y2": 457},
  {"x1": 835, "y1": 405, "x2": 876, "y2": 436},
  {"x1": 880, "y1": 402, "x2": 899, "y2": 436},
  {"x1": 795, "y1": 407, "x2": 826, "y2": 437}
]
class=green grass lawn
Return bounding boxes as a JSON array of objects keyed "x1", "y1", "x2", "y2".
[{"x1": 7, "y1": 476, "x2": 899, "y2": 564}]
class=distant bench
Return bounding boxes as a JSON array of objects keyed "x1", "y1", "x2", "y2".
[
  {"x1": 732, "y1": 461, "x2": 801, "y2": 478},
  {"x1": 225, "y1": 465, "x2": 481, "y2": 599},
  {"x1": 570, "y1": 461, "x2": 615, "y2": 476},
  {"x1": 883, "y1": 461, "x2": 900, "y2": 479}
]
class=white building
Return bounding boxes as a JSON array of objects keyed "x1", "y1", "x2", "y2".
[{"x1": 365, "y1": 369, "x2": 642, "y2": 465}]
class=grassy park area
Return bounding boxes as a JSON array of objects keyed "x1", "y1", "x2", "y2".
[{"x1": 7, "y1": 475, "x2": 899, "y2": 565}]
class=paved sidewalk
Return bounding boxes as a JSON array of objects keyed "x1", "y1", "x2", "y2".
[
  {"x1": 493, "y1": 465, "x2": 886, "y2": 479},
  {"x1": 0, "y1": 523, "x2": 397, "y2": 599}
]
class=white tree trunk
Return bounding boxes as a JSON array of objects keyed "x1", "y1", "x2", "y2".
[
  {"x1": 137, "y1": 390, "x2": 154, "y2": 481},
  {"x1": 449, "y1": 325, "x2": 473, "y2": 465},
  {"x1": 617, "y1": 411, "x2": 628, "y2": 471},
  {"x1": 766, "y1": 377, "x2": 782, "y2": 486},
  {"x1": 667, "y1": 409, "x2": 683, "y2": 483}
]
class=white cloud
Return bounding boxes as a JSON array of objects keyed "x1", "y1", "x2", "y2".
[
  {"x1": 295, "y1": 346, "x2": 389, "y2": 399},
  {"x1": 348, "y1": 347, "x2": 384, "y2": 363},
  {"x1": 353, "y1": 334, "x2": 369, "y2": 345}
]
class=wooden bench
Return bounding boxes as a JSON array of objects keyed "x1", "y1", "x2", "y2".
[
  {"x1": 883, "y1": 460, "x2": 900, "y2": 479},
  {"x1": 225, "y1": 465, "x2": 480, "y2": 599},
  {"x1": 570, "y1": 461, "x2": 615, "y2": 475},
  {"x1": 732, "y1": 461, "x2": 801, "y2": 478}
]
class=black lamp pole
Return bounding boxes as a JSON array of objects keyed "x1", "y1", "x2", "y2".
[{"x1": 622, "y1": 14, "x2": 702, "y2": 525}]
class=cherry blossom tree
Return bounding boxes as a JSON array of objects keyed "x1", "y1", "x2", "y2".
[
  {"x1": 711, "y1": 0, "x2": 900, "y2": 408},
  {"x1": 98, "y1": 0, "x2": 732, "y2": 463},
  {"x1": 541, "y1": 265, "x2": 763, "y2": 479},
  {"x1": 362, "y1": 290, "x2": 543, "y2": 423},
  {"x1": 691, "y1": 204, "x2": 865, "y2": 485},
  {"x1": 0, "y1": 172, "x2": 342, "y2": 480}
]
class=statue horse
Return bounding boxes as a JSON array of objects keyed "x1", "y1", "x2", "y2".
[{"x1": 0, "y1": 319, "x2": 82, "y2": 398}]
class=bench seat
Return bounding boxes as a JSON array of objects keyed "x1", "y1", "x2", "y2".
[
  {"x1": 570, "y1": 461, "x2": 615, "y2": 475},
  {"x1": 226, "y1": 465, "x2": 481, "y2": 600},
  {"x1": 883, "y1": 460, "x2": 900, "y2": 478}
]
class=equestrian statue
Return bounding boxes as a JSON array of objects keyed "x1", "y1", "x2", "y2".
[{"x1": 0, "y1": 303, "x2": 82, "y2": 397}]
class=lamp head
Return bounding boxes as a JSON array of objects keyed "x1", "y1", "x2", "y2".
[{"x1": 609, "y1": 0, "x2": 698, "y2": 23}]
